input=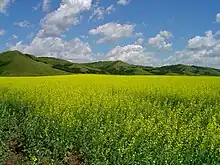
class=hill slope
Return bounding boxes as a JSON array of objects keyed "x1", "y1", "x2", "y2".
[
  {"x1": 145, "y1": 64, "x2": 220, "y2": 76},
  {"x1": 51, "y1": 60, "x2": 152, "y2": 75},
  {"x1": 0, "y1": 51, "x2": 68, "y2": 76},
  {"x1": 1, "y1": 50, "x2": 220, "y2": 76},
  {"x1": 49, "y1": 59, "x2": 220, "y2": 76}
]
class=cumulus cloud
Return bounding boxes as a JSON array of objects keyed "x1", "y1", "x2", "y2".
[
  {"x1": 38, "y1": 0, "x2": 92, "y2": 37},
  {"x1": 159, "y1": 31, "x2": 173, "y2": 39},
  {"x1": 10, "y1": 0, "x2": 94, "y2": 63},
  {"x1": 89, "y1": 4, "x2": 115, "y2": 21},
  {"x1": 105, "y1": 44, "x2": 160, "y2": 66},
  {"x1": 14, "y1": 21, "x2": 33, "y2": 28},
  {"x1": 187, "y1": 31, "x2": 215, "y2": 49},
  {"x1": 165, "y1": 31, "x2": 220, "y2": 68},
  {"x1": 0, "y1": 0, "x2": 15, "y2": 13},
  {"x1": 148, "y1": 31, "x2": 173, "y2": 50},
  {"x1": 89, "y1": 22, "x2": 138, "y2": 43},
  {"x1": 117, "y1": 0, "x2": 131, "y2": 5},
  {"x1": 10, "y1": 36, "x2": 93, "y2": 62}
]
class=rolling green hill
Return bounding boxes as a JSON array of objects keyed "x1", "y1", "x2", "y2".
[
  {"x1": 51, "y1": 59, "x2": 220, "y2": 76},
  {"x1": 1, "y1": 50, "x2": 220, "y2": 76},
  {"x1": 0, "y1": 51, "x2": 68, "y2": 76},
  {"x1": 83, "y1": 61, "x2": 152, "y2": 75},
  {"x1": 52, "y1": 60, "x2": 152, "y2": 75},
  {"x1": 145, "y1": 64, "x2": 220, "y2": 76}
]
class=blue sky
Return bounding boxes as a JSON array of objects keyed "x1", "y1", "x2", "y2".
[{"x1": 1, "y1": 0, "x2": 220, "y2": 68}]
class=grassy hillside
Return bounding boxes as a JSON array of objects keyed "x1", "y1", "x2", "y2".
[
  {"x1": 83, "y1": 61, "x2": 152, "y2": 75},
  {"x1": 0, "y1": 51, "x2": 68, "y2": 76},
  {"x1": 146, "y1": 64, "x2": 220, "y2": 76},
  {"x1": 37, "y1": 56, "x2": 73, "y2": 66},
  {"x1": 52, "y1": 60, "x2": 152, "y2": 75},
  {"x1": 1, "y1": 50, "x2": 220, "y2": 76},
  {"x1": 51, "y1": 59, "x2": 220, "y2": 76},
  {"x1": 37, "y1": 55, "x2": 220, "y2": 76}
]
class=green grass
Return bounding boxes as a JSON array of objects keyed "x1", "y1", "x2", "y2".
[
  {"x1": 1, "y1": 50, "x2": 220, "y2": 76},
  {"x1": 0, "y1": 75, "x2": 220, "y2": 164},
  {"x1": 0, "y1": 51, "x2": 68, "y2": 76}
]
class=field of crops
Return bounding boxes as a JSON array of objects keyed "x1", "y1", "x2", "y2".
[{"x1": 0, "y1": 75, "x2": 220, "y2": 164}]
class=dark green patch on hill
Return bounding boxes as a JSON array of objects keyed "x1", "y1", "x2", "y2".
[{"x1": 1, "y1": 50, "x2": 220, "y2": 76}]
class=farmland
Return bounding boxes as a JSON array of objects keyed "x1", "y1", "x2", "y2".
[{"x1": 0, "y1": 75, "x2": 220, "y2": 164}]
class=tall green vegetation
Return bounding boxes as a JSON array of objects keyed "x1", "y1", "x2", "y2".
[{"x1": 0, "y1": 75, "x2": 220, "y2": 164}]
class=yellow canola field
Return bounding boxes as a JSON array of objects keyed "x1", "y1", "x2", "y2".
[{"x1": 0, "y1": 75, "x2": 220, "y2": 164}]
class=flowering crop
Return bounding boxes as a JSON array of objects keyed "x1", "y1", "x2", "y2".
[{"x1": 0, "y1": 75, "x2": 220, "y2": 164}]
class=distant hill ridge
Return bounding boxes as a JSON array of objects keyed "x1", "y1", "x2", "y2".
[{"x1": 0, "y1": 50, "x2": 220, "y2": 76}]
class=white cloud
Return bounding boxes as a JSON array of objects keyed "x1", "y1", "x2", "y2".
[
  {"x1": 12, "y1": 34, "x2": 18, "y2": 40},
  {"x1": 105, "y1": 44, "x2": 160, "y2": 66},
  {"x1": 187, "y1": 31, "x2": 215, "y2": 49},
  {"x1": 9, "y1": 36, "x2": 93, "y2": 62},
  {"x1": 42, "y1": 0, "x2": 51, "y2": 12},
  {"x1": 0, "y1": 28, "x2": 5, "y2": 35},
  {"x1": 89, "y1": 22, "x2": 138, "y2": 43},
  {"x1": 159, "y1": 31, "x2": 173, "y2": 39},
  {"x1": 89, "y1": 4, "x2": 115, "y2": 21},
  {"x1": 14, "y1": 21, "x2": 33, "y2": 28},
  {"x1": 10, "y1": 0, "x2": 94, "y2": 63},
  {"x1": 135, "y1": 38, "x2": 144, "y2": 45},
  {"x1": 117, "y1": 0, "x2": 131, "y2": 5},
  {"x1": 165, "y1": 31, "x2": 220, "y2": 68},
  {"x1": 216, "y1": 13, "x2": 220, "y2": 23},
  {"x1": 0, "y1": 0, "x2": 15, "y2": 13},
  {"x1": 106, "y1": 5, "x2": 115, "y2": 13},
  {"x1": 148, "y1": 31, "x2": 173, "y2": 50},
  {"x1": 80, "y1": 35, "x2": 88, "y2": 39},
  {"x1": 38, "y1": 0, "x2": 92, "y2": 38}
]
